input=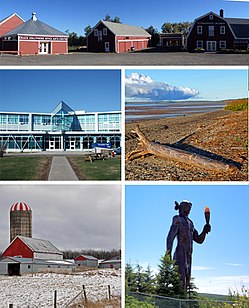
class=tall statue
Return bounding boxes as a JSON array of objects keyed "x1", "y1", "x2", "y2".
[{"x1": 166, "y1": 200, "x2": 211, "y2": 291}]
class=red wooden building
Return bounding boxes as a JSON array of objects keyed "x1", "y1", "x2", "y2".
[
  {"x1": 2, "y1": 236, "x2": 63, "y2": 260},
  {"x1": 187, "y1": 9, "x2": 249, "y2": 52},
  {"x1": 1, "y1": 12, "x2": 68, "y2": 55},
  {"x1": 87, "y1": 20, "x2": 151, "y2": 53}
]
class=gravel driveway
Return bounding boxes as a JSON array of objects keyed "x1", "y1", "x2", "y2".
[{"x1": 1, "y1": 51, "x2": 249, "y2": 66}]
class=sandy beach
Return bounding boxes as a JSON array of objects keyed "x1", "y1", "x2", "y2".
[{"x1": 125, "y1": 110, "x2": 248, "y2": 181}]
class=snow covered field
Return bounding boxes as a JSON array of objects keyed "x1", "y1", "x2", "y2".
[{"x1": 0, "y1": 269, "x2": 121, "y2": 307}]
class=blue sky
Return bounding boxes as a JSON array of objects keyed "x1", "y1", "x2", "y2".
[
  {"x1": 125, "y1": 184, "x2": 249, "y2": 295},
  {"x1": 125, "y1": 69, "x2": 248, "y2": 101},
  {"x1": 0, "y1": 69, "x2": 121, "y2": 112},
  {"x1": 1, "y1": 0, "x2": 249, "y2": 35}
]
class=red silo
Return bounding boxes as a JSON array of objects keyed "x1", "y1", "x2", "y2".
[{"x1": 10, "y1": 202, "x2": 32, "y2": 242}]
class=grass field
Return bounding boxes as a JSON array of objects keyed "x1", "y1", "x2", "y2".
[
  {"x1": 0, "y1": 156, "x2": 52, "y2": 180},
  {"x1": 67, "y1": 156, "x2": 121, "y2": 180}
]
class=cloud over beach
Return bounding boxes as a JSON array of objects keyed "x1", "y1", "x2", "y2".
[{"x1": 125, "y1": 73, "x2": 199, "y2": 102}]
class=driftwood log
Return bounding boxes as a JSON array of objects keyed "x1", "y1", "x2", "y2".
[{"x1": 126, "y1": 125, "x2": 238, "y2": 172}]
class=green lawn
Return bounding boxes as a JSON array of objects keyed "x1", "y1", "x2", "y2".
[
  {"x1": 68, "y1": 156, "x2": 121, "y2": 180},
  {"x1": 0, "y1": 156, "x2": 51, "y2": 180}
]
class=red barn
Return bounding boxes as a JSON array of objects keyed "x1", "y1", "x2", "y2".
[
  {"x1": 87, "y1": 20, "x2": 151, "y2": 53},
  {"x1": 75, "y1": 255, "x2": 98, "y2": 267},
  {"x1": 1, "y1": 12, "x2": 68, "y2": 55},
  {"x1": 2, "y1": 236, "x2": 63, "y2": 260},
  {"x1": 187, "y1": 9, "x2": 249, "y2": 51}
]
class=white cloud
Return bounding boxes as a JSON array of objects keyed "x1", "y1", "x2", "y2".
[
  {"x1": 224, "y1": 263, "x2": 246, "y2": 267},
  {"x1": 193, "y1": 266, "x2": 215, "y2": 271},
  {"x1": 195, "y1": 275, "x2": 249, "y2": 295},
  {"x1": 125, "y1": 73, "x2": 199, "y2": 102}
]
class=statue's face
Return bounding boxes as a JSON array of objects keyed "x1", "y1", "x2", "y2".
[{"x1": 179, "y1": 202, "x2": 192, "y2": 216}]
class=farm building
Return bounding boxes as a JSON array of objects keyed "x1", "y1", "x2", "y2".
[
  {"x1": 0, "y1": 12, "x2": 68, "y2": 55},
  {"x1": 187, "y1": 9, "x2": 249, "y2": 51},
  {"x1": 75, "y1": 255, "x2": 98, "y2": 267},
  {"x1": 2, "y1": 236, "x2": 63, "y2": 261},
  {"x1": 159, "y1": 33, "x2": 185, "y2": 50},
  {"x1": 0, "y1": 256, "x2": 76, "y2": 276},
  {"x1": 0, "y1": 101, "x2": 121, "y2": 152},
  {"x1": 87, "y1": 20, "x2": 151, "y2": 53},
  {"x1": 10, "y1": 202, "x2": 32, "y2": 242},
  {"x1": 99, "y1": 256, "x2": 121, "y2": 269}
]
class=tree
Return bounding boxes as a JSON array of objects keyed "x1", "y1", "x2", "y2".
[
  {"x1": 156, "y1": 254, "x2": 185, "y2": 298},
  {"x1": 144, "y1": 26, "x2": 160, "y2": 47},
  {"x1": 161, "y1": 22, "x2": 172, "y2": 33},
  {"x1": 112, "y1": 16, "x2": 121, "y2": 23},
  {"x1": 161, "y1": 21, "x2": 191, "y2": 35},
  {"x1": 84, "y1": 25, "x2": 92, "y2": 36},
  {"x1": 104, "y1": 14, "x2": 111, "y2": 21},
  {"x1": 135, "y1": 263, "x2": 147, "y2": 292},
  {"x1": 126, "y1": 262, "x2": 137, "y2": 292},
  {"x1": 144, "y1": 264, "x2": 156, "y2": 294},
  {"x1": 104, "y1": 15, "x2": 121, "y2": 23}
]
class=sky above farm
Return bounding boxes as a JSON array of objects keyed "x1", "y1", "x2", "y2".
[
  {"x1": 1, "y1": 0, "x2": 249, "y2": 35},
  {"x1": 0, "y1": 185, "x2": 121, "y2": 252},
  {"x1": 125, "y1": 69, "x2": 248, "y2": 101},
  {"x1": 0, "y1": 70, "x2": 121, "y2": 113},
  {"x1": 125, "y1": 184, "x2": 249, "y2": 295}
]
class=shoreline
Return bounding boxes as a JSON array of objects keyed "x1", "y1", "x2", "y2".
[
  {"x1": 125, "y1": 101, "x2": 226, "y2": 121},
  {"x1": 125, "y1": 109, "x2": 248, "y2": 181}
]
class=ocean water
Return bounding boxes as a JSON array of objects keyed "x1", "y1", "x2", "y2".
[{"x1": 125, "y1": 100, "x2": 226, "y2": 121}]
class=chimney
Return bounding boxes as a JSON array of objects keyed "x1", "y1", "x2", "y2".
[
  {"x1": 220, "y1": 9, "x2": 224, "y2": 18},
  {"x1": 32, "y1": 12, "x2": 37, "y2": 21}
]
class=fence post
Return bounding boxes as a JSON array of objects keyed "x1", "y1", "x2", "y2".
[
  {"x1": 108, "y1": 285, "x2": 111, "y2": 300},
  {"x1": 54, "y1": 290, "x2": 57, "y2": 308},
  {"x1": 83, "y1": 285, "x2": 88, "y2": 303}
]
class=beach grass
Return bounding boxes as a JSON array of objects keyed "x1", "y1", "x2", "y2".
[{"x1": 224, "y1": 98, "x2": 248, "y2": 111}]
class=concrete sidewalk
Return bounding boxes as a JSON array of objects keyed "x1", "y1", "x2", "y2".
[{"x1": 48, "y1": 156, "x2": 78, "y2": 181}]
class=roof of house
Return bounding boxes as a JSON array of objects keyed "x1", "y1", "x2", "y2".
[
  {"x1": 3, "y1": 13, "x2": 67, "y2": 37},
  {"x1": 96, "y1": 20, "x2": 151, "y2": 37},
  {"x1": 225, "y1": 18, "x2": 249, "y2": 38},
  {"x1": 76, "y1": 255, "x2": 98, "y2": 261},
  {"x1": 0, "y1": 13, "x2": 24, "y2": 25},
  {"x1": 15, "y1": 236, "x2": 63, "y2": 255}
]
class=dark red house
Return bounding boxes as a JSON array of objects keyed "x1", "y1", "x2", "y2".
[
  {"x1": 1, "y1": 12, "x2": 68, "y2": 55},
  {"x1": 187, "y1": 9, "x2": 249, "y2": 52},
  {"x1": 87, "y1": 20, "x2": 151, "y2": 53}
]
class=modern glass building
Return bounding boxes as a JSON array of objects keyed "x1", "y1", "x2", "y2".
[{"x1": 0, "y1": 101, "x2": 121, "y2": 152}]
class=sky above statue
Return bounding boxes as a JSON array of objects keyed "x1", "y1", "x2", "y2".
[
  {"x1": 126, "y1": 185, "x2": 249, "y2": 295},
  {"x1": 2, "y1": 0, "x2": 249, "y2": 35}
]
